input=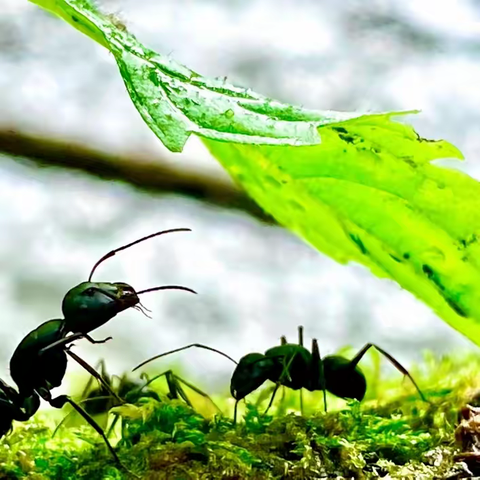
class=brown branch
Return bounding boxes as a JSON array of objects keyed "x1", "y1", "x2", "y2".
[{"x1": 0, "y1": 128, "x2": 273, "y2": 223}]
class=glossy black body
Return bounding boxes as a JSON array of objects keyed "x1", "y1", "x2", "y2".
[
  {"x1": 230, "y1": 340, "x2": 366, "y2": 402},
  {"x1": 10, "y1": 319, "x2": 67, "y2": 399},
  {"x1": 323, "y1": 355, "x2": 366, "y2": 401}
]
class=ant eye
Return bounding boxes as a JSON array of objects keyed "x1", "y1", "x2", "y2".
[{"x1": 85, "y1": 288, "x2": 96, "y2": 296}]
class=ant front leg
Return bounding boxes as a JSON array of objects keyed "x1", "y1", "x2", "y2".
[
  {"x1": 263, "y1": 353, "x2": 298, "y2": 415},
  {"x1": 350, "y1": 344, "x2": 427, "y2": 402},
  {"x1": 264, "y1": 383, "x2": 280, "y2": 415},
  {"x1": 84, "y1": 334, "x2": 113, "y2": 345},
  {"x1": 39, "y1": 333, "x2": 113, "y2": 355},
  {"x1": 233, "y1": 400, "x2": 240, "y2": 425}
]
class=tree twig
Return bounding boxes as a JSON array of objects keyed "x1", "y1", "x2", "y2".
[{"x1": 0, "y1": 128, "x2": 273, "y2": 223}]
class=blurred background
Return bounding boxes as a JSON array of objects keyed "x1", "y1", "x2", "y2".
[{"x1": 0, "y1": 0, "x2": 479, "y2": 402}]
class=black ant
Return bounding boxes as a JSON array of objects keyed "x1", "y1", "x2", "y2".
[
  {"x1": 40, "y1": 228, "x2": 196, "y2": 355},
  {"x1": 133, "y1": 326, "x2": 426, "y2": 423},
  {"x1": 4, "y1": 229, "x2": 196, "y2": 467}
]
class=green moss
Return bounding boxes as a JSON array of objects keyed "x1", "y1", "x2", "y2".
[{"x1": 2, "y1": 353, "x2": 480, "y2": 479}]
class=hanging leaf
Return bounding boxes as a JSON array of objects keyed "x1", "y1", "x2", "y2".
[{"x1": 30, "y1": 0, "x2": 480, "y2": 346}]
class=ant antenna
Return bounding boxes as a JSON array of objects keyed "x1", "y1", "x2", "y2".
[
  {"x1": 132, "y1": 343, "x2": 237, "y2": 372},
  {"x1": 136, "y1": 285, "x2": 197, "y2": 296},
  {"x1": 88, "y1": 228, "x2": 191, "y2": 281}
]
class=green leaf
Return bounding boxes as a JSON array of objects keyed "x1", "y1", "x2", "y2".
[
  {"x1": 203, "y1": 123, "x2": 480, "y2": 344},
  {"x1": 30, "y1": 0, "x2": 398, "y2": 153},
  {"x1": 30, "y1": 0, "x2": 480, "y2": 346}
]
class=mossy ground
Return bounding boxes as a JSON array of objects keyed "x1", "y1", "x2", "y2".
[{"x1": 1, "y1": 351, "x2": 480, "y2": 479}]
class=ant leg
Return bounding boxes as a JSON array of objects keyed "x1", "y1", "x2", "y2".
[
  {"x1": 39, "y1": 333, "x2": 84, "y2": 355},
  {"x1": 298, "y1": 326, "x2": 304, "y2": 346},
  {"x1": 255, "y1": 385, "x2": 276, "y2": 406},
  {"x1": 39, "y1": 334, "x2": 112, "y2": 355},
  {"x1": 233, "y1": 400, "x2": 239, "y2": 425},
  {"x1": 65, "y1": 350, "x2": 123, "y2": 404},
  {"x1": 172, "y1": 373, "x2": 222, "y2": 413},
  {"x1": 165, "y1": 372, "x2": 193, "y2": 406},
  {"x1": 264, "y1": 383, "x2": 280, "y2": 414},
  {"x1": 300, "y1": 390, "x2": 304, "y2": 415},
  {"x1": 49, "y1": 395, "x2": 120, "y2": 464},
  {"x1": 280, "y1": 336, "x2": 287, "y2": 346},
  {"x1": 98, "y1": 360, "x2": 109, "y2": 379},
  {"x1": 350, "y1": 344, "x2": 427, "y2": 402},
  {"x1": 106, "y1": 413, "x2": 120, "y2": 439},
  {"x1": 79, "y1": 359, "x2": 108, "y2": 400},
  {"x1": 275, "y1": 350, "x2": 299, "y2": 386},
  {"x1": 279, "y1": 386, "x2": 287, "y2": 414},
  {"x1": 52, "y1": 395, "x2": 113, "y2": 438},
  {"x1": 84, "y1": 334, "x2": 113, "y2": 345},
  {"x1": 52, "y1": 408, "x2": 76, "y2": 438},
  {"x1": 311, "y1": 339, "x2": 327, "y2": 412},
  {"x1": 142, "y1": 370, "x2": 221, "y2": 413},
  {"x1": 132, "y1": 343, "x2": 236, "y2": 372}
]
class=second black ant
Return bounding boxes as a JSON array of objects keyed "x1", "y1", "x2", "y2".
[{"x1": 134, "y1": 326, "x2": 427, "y2": 422}]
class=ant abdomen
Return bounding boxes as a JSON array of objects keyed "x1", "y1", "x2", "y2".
[{"x1": 322, "y1": 355, "x2": 367, "y2": 401}]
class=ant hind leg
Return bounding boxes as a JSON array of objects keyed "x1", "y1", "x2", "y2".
[{"x1": 350, "y1": 343, "x2": 427, "y2": 403}]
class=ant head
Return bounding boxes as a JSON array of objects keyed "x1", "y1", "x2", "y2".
[
  {"x1": 230, "y1": 353, "x2": 276, "y2": 401},
  {"x1": 62, "y1": 229, "x2": 196, "y2": 334},
  {"x1": 62, "y1": 281, "x2": 139, "y2": 333},
  {"x1": 322, "y1": 355, "x2": 367, "y2": 401}
]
